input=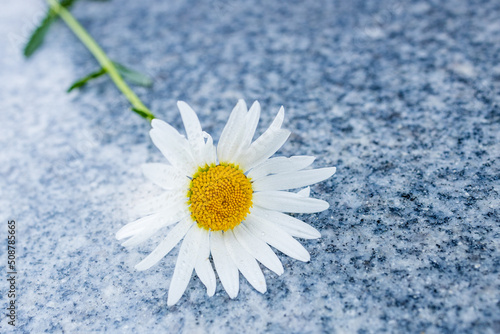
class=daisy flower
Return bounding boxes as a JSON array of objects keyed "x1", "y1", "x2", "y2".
[{"x1": 116, "y1": 100, "x2": 336, "y2": 305}]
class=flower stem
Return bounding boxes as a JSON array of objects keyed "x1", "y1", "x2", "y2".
[{"x1": 47, "y1": 0, "x2": 156, "y2": 121}]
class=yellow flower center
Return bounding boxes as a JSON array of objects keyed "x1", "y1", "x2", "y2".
[{"x1": 188, "y1": 163, "x2": 253, "y2": 231}]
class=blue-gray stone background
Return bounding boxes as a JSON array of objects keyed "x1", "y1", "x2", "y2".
[{"x1": 1, "y1": 0, "x2": 499, "y2": 333}]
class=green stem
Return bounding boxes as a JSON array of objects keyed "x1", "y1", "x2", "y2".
[{"x1": 47, "y1": 0, "x2": 155, "y2": 121}]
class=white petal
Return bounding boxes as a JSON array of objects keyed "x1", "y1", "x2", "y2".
[
  {"x1": 245, "y1": 214, "x2": 310, "y2": 262},
  {"x1": 237, "y1": 106, "x2": 290, "y2": 170},
  {"x1": 297, "y1": 186, "x2": 311, "y2": 197},
  {"x1": 167, "y1": 224, "x2": 204, "y2": 306},
  {"x1": 120, "y1": 211, "x2": 189, "y2": 248},
  {"x1": 135, "y1": 218, "x2": 194, "y2": 271},
  {"x1": 239, "y1": 129, "x2": 290, "y2": 171},
  {"x1": 237, "y1": 106, "x2": 286, "y2": 168},
  {"x1": 178, "y1": 101, "x2": 204, "y2": 147},
  {"x1": 116, "y1": 214, "x2": 158, "y2": 240},
  {"x1": 253, "y1": 191, "x2": 330, "y2": 213},
  {"x1": 247, "y1": 156, "x2": 316, "y2": 180},
  {"x1": 121, "y1": 228, "x2": 159, "y2": 248},
  {"x1": 130, "y1": 191, "x2": 187, "y2": 219},
  {"x1": 252, "y1": 207, "x2": 321, "y2": 239},
  {"x1": 195, "y1": 229, "x2": 216, "y2": 296},
  {"x1": 225, "y1": 230, "x2": 266, "y2": 293},
  {"x1": 272, "y1": 106, "x2": 285, "y2": 128},
  {"x1": 238, "y1": 101, "x2": 261, "y2": 150},
  {"x1": 150, "y1": 119, "x2": 196, "y2": 173},
  {"x1": 232, "y1": 224, "x2": 284, "y2": 275},
  {"x1": 202, "y1": 132, "x2": 217, "y2": 166},
  {"x1": 116, "y1": 205, "x2": 188, "y2": 240},
  {"x1": 178, "y1": 101, "x2": 205, "y2": 166},
  {"x1": 217, "y1": 100, "x2": 248, "y2": 163},
  {"x1": 210, "y1": 231, "x2": 239, "y2": 298},
  {"x1": 141, "y1": 163, "x2": 190, "y2": 189},
  {"x1": 252, "y1": 167, "x2": 336, "y2": 191}
]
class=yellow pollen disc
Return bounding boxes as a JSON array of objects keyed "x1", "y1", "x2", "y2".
[{"x1": 188, "y1": 163, "x2": 253, "y2": 231}]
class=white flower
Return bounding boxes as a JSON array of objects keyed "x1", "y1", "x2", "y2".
[{"x1": 116, "y1": 100, "x2": 336, "y2": 305}]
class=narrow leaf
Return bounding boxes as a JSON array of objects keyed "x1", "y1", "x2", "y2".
[
  {"x1": 23, "y1": 0, "x2": 79, "y2": 57},
  {"x1": 132, "y1": 107, "x2": 154, "y2": 121},
  {"x1": 60, "y1": 0, "x2": 79, "y2": 6},
  {"x1": 24, "y1": 11, "x2": 57, "y2": 57},
  {"x1": 67, "y1": 68, "x2": 107, "y2": 92},
  {"x1": 113, "y1": 62, "x2": 153, "y2": 87}
]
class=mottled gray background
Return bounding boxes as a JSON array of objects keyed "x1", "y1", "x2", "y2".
[{"x1": 1, "y1": 0, "x2": 499, "y2": 333}]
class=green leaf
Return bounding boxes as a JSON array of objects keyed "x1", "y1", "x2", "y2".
[
  {"x1": 67, "y1": 61, "x2": 153, "y2": 92},
  {"x1": 131, "y1": 107, "x2": 155, "y2": 121},
  {"x1": 60, "y1": 0, "x2": 78, "y2": 6},
  {"x1": 113, "y1": 62, "x2": 153, "y2": 87},
  {"x1": 24, "y1": 10, "x2": 58, "y2": 57},
  {"x1": 67, "y1": 67, "x2": 107, "y2": 92},
  {"x1": 23, "y1": 0, "x2": 79, "y2": 57}
]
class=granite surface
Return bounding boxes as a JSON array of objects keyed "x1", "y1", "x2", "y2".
[{"x1": 1, "y1": 0, "x2": 499, "y2": 333}]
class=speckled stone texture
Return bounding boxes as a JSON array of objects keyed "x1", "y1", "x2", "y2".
[{"x1": 1, "y1": 0, "x2": 499, "y2": 333}]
